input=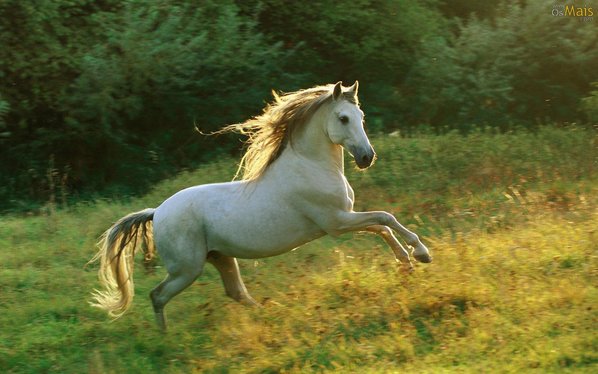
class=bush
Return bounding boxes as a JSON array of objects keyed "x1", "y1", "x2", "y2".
[
  {"x1": 581, "y1": 83, "x2": 598, "y2": 123},
  {"x1": 0, "y1": 0, "x2": 596, "y2": 211},
  {"x1": 405, "y1": 0, "x2": 598, "y2": 130},
  {"x1": 0, "y1": 0, "x2": 292, "y2": 211}
]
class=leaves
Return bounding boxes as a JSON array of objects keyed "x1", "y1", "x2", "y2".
[
  {"x1": 0, "y1": 96, "x2": 8, "y2": 129},
  {"x1": 581, "y1": 82, "x2": 598, "y2": 123},
  {"x1": 405, "y1": 0, "x2": 597, "y2": 130}
]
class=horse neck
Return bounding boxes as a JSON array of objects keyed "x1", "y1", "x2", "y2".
[{"x1": 288, "y1": 112, "x2": 344, "y2": 174}]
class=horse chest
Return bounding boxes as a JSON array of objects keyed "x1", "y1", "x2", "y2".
[{"x1": 302, "y1": 172, "x2": 355, "y2": 212}]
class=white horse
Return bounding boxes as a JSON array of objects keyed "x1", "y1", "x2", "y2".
[{"x1": 90, "y1": 81, "x2": 432, "y2": 331}]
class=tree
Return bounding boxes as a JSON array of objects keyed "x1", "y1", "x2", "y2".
[
  {"x1": 251, "y1": 0, "x2": 450, "y2": 128},
  {"x1": 0, "y1": 0, "x2": 291, "y2": 210},
  {"x1": 405, "y1": 0, "x2": 598, "y2": 130}
]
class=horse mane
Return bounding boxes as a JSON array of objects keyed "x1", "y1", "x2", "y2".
[{"x1": 216, "y1": 83, "x2": 359, "y2": 181}]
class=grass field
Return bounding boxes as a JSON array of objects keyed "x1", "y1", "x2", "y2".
[{"x1": 1, "y1": 127, "x2": 596, "y2": 373}]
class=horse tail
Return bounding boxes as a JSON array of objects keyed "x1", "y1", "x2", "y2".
[{"x1": 89, "y1": 208, "x2": 156, "y2": 318}]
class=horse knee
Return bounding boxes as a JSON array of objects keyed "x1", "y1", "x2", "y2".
[
  {"x1": 150, "y1": 287, "x2": 164, "y2": 312},
  {"x1": 378, "y1": 226, "x2": 393, "y2": 238},
  {"x1": 150, "y1": 267, "x2": 202, "y2": 307}
]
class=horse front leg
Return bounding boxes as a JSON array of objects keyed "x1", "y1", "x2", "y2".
[
  {"x1": 365, "y1": 225, "x2": 414, "y2": 271},
  {"x1": 335, "y1": 211, "x2": 432, "y2": 263}
]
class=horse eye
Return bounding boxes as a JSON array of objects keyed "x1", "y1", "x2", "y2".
[{"x1": 339, "y1": 115, "x2": 349, "y2": 124}]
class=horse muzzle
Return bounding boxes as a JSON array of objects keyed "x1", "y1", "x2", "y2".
[{"x1": 352, "y1": 146, "x2": 376, "y2": 169}]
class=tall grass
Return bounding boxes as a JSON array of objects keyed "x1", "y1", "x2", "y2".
[{"x1": 0, "y1": 127, "x2": 596, "y2": 373}]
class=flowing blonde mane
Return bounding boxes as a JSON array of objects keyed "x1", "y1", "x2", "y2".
[{"x1": 217, "y1": 83, "x2": 359, "y2": 181}]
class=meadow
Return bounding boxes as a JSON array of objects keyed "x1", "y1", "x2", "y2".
[{"x1": 0, "y1": 127, "x2": 596, "y2": 373}]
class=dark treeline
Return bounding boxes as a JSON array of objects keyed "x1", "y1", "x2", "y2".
[{"x1": 0, "y1": 0, "x2": 596, "y2": 211}]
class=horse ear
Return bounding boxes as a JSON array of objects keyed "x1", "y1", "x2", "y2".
[
  {"x1": 348, "y1": 80, "x2": 359, "y2": 96},
  {"x1": 332, "y1": 81, "x2": 343, "y2": 100}
]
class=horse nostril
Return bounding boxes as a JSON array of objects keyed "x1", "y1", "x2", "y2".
[{"x1": 361, "y1": 154, "x2": 370, "y2": 163}]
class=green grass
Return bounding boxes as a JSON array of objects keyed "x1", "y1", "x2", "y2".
[{"x1": 0, "y1": 127, "x2": 596, "y2": 373}]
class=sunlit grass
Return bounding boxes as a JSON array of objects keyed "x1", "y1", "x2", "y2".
[
  {"x1": 0, "y1": 128, "x2": 596, "y2": 373},
  {"x1": 177, "y1": 212, "x2": 596, "y2": 373}
]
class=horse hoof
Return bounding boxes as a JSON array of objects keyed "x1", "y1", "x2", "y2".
[
  {"x1": 414, "y1": 253, "x2": 432, "y2": 263},
  {"x1": 240, "y1": 296, "x2": 261, "y2": 308},
  {"x1": 402, "y1": 264, "x2": 415, "y2": 274}
]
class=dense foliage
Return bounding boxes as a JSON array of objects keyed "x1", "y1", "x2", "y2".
[{"x1": 0, "y1": 0, "x2": 596, "y2": 210}]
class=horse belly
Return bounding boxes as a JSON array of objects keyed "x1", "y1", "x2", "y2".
[{"x1": 205, "y1": 204, "x2": 325, "y2": 259}]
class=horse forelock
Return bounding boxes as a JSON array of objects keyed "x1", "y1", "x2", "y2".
[{"x1": 219, "y1": 84, "x2": 359, "y2": 181}]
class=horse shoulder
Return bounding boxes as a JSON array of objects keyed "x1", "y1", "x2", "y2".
[{"x1": 285, "y1": 168, "x2": 353, "y2": 235}]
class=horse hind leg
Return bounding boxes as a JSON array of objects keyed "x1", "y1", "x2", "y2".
[
  {"x1": 207, "y1": 252, "x2": 258, "y2": 306},
  {"x1": 150, "y1": 255, "x2": 206, "y2": 332}
]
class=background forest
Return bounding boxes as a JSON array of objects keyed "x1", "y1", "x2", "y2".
[{"x1": 0, "y1": 0, "x2": 596, "y2": 212}]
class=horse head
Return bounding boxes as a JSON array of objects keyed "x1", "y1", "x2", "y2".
[{"x1": 325, "y1": 81, "x2": 376, "y2": 169}]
